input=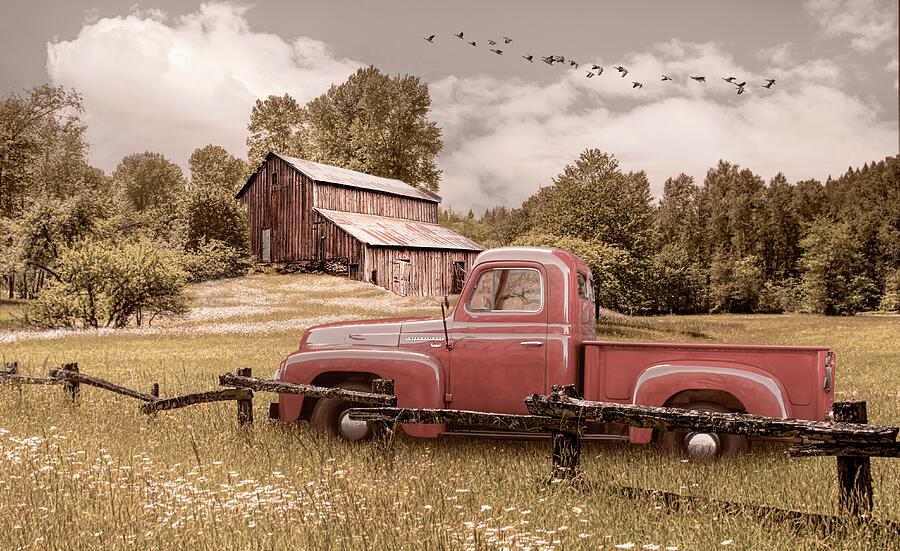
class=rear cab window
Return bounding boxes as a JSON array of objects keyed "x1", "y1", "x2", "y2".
[{"x1": 577, "y1": 272, "x2": 594, "y2": 303}]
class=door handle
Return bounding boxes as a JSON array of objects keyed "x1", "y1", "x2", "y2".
[{"x1": 520, "y1": 341, "x2": 543, "y2": 346}]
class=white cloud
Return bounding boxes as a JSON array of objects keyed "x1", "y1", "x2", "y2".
[
  {"x1": 805, "y1": 0, "x2": 899, "y2": 52},
  {"x1": 758, "y1": 43, "x2": 796, "y2": 67},
  {"x1": 47, "y1": 3, "x2": 362, "y2": 171}
]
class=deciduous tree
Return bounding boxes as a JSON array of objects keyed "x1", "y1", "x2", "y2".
[
  {"x1": 302, "y1": 66, "x2": 443, "y2": 191},
  {"x1": 246, "y1": 94, "x2": 305, "y2": 168}
]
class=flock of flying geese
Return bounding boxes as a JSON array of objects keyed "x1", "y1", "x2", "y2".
[{"x1": 423, "y1": 32, "x2": 777, "y2": 94}]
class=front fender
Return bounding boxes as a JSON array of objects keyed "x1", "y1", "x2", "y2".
[
  {"x1": 629, "y1": 362, "x2": 791, "y2": 444},
  {"x1": 277, "y1": 347, "x2": 446, "y2": 437}
]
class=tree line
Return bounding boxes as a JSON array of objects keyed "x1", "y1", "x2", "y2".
[{"x1": 441, "y1": 150, "x2": 900, "y2": 315}]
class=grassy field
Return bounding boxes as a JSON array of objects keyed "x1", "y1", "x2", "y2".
[{"x1": 1, "y1": 273, "x2": 899, "y2": 550}]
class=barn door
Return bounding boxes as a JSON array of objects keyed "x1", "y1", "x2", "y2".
[
  {"x1": 394, "y1": 258, "x2": 411, "y2": 296},
  {"x1": 261, "y1": 229, "x2": 271, "y2": 263},
  {"x1": 451, "y1": 261, "x2": 467, "y2": 294},
  {"x1": 311, "y1": 221, "x2": 326, "y2": 261}
]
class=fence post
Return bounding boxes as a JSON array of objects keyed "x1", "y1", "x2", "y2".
[
  {"x1": 3, "y1": 361, "x2": 17, "y2": 374},
  {"x1": 236, "y1": 368, "x2": 253, "y2": 427},
  {"x1": 149, "y1": 382, "x2": 160, "y2": 398},
  {"x1": 550, "y1": 430, "x2": 580, "y2": 480},
  {"x1": 547, "y1": 385, "x2": 581, "y2": 481},
  {"x1": 371, "y1": 378, "x2": 396, "y2": 442},
  {"x1": 61, "y1": 362, "x2": 79, "y2": 403},
  {"x1": 834, "y1": 400, "x2": 873, "y2": 518}
]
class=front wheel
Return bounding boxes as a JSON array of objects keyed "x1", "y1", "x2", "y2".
[
  {"x1": 658, "y1": 401, "x2": 748, "y2": 459},
  {"x1": 310, "y1": 381, "x2": 377, "y2": 441}
]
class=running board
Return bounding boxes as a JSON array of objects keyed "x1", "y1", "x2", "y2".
[{"x1": 440, "y1": 430, "x2": 629, "y2": 442}]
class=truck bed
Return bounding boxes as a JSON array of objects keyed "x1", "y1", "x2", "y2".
[{"x1": 582, "y1": 341, "x2": 833, "y2": 424}]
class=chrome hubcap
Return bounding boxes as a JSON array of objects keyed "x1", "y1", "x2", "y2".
[
  {"x1": 338, "y1": 410, "x2": 370, "y2": 440},
  {"x1": 684, "y1": 432, "x2": 719, "y2": 458}
]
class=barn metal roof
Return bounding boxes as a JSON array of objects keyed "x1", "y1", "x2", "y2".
[
  {"x1": 315, "y1": 208, "x2": 483, "y2": 251},
  {"x1": 236, "y1": 153, "x2": 441, "y2": 203}
]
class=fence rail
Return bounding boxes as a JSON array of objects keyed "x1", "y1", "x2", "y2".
[{"x1": 524, "y1": 386, "x2": 897, "y2": 443}]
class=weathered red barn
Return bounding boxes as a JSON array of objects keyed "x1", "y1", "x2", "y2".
[{"x1": 235, "y1": 152, "x2": 483, "y2": 296}]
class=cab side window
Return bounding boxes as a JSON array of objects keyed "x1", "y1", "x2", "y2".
[{"x1": 467, "y1": 268, "x2": 542, "y2": 312}]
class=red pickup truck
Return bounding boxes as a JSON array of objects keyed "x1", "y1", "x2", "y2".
[{"x1": 271, "y1": 247, "x2": 835, "y2": 456}]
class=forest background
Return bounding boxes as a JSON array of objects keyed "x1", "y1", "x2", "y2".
[{"x1": 1, "y1": 67, "x2": 898, "y2": 330}]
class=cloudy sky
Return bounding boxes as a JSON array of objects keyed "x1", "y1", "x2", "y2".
[{"x1": 1, "y1": 0, "x2": 897, "y2": 212}]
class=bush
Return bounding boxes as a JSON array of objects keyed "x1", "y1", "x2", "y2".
[
  {"x1": 182, "y1": 238, "x2": 253, "y2": 282},
  {"x1": 25, "y1": 237, "x2": 187, "y2": 328},
  {"x1": 757, "y1": 278, "x2": 800, "y2": 313},
  {"x1": 183, "y1": 188, "x2": 249, "y2": 252}
]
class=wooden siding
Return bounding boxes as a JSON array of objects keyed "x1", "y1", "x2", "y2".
[
  {"x1": 315, "y1": 182, "x2": 438, "y2": 223},
  {"x1": 362, "y1": 246, "x2": 479, "y2": 297},
  {"x1": 240, "y1": 155, "x2": 478, "y2": 295}
]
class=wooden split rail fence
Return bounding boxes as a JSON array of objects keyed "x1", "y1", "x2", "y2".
[
  {"x1": 4, "y1": 361, "x2": 900, "y2": 523},
  {"x1": 350, "y1": 384, "x2": 900, "y2": 522}
]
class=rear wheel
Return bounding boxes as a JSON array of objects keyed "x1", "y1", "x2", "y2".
[
  {"x1": 658, "y1": 401, "x2": 748, "y2": 459},
  {"x1": 310, "y1": 381, "x2": 376, "y2": 441}
]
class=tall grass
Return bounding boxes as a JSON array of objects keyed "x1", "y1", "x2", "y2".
[{"x1": 1, "y1": 273, "x2": 899, "y2": 549}]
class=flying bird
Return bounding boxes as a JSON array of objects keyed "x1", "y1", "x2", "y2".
[
  {"x1": 722, "y1": 76, "x2": 736, "y2": 83},
  {"x1": 734, "y1": 81, "x2": 746, "y2": 88},
  {"x1": 632, "y1": 81, "x2": 643, "y2": 89},
  {"x1": 424, "y1": 35, "x2": 435, "y2": 43},
  {"x1": 595, "y1": 66, "x2": 603, "y2": 76},
  {"x1": 569, "y1": 60, "x2": 579, "y2": 68},
  {"x1": 690, "y1": 75, "x2": 706, "y2": 82},
  {"x1": 553, "y1": 55, "x2": 565, "y2": 63},
  {"x1": 522, "y1": 54, "x2": 534, "y2": 62},
  {"x1": 736, "y1": 85, "x2": 746, "y2": 95},
  {"x1": 661, "y1": 75, "x2": 672, "y2": 81},
  {"x1": 614, "y1": 65, "x2": 628, "y2": 77},
  {"x1": 467, "y1": 40, "x2": 477, "y2": 47},
  {"x1": 591, "y1": 64, "x2": 602, "y2": 71},
  {"x1": 763, "y1": 78, "x2": 776, "y2": 89},
  {"x1": 488, "y1": 40, "x2": 497, "y2": 45},
  {"x1": 490, "y1": 48, "x2": 503, "y2": 55},
  {"x1": 541, "y1": 56, "x2": 555, "y2": 65},
  {"x1": 585, "y1": 71, "x2": 595, "y2": 78},
  {"x1": 503, "y1": 36, "x2": 512, "y2": 43},
  {"x1": 454, "y1": 32, "x2": 464, "y2": 39}
]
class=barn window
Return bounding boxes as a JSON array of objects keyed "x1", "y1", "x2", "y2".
[{"x1": 271, "y1": 171, "x2": 278, "y2": 192}]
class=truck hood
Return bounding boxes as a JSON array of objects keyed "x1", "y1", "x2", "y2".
[{"x1": 301, "y1": 317, "x2": 432, "y2": 349}]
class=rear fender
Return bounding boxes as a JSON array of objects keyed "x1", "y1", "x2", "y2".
[
  {"x1": 628, "y1": 362, "x2": 791, "y2": 444},
  {"x1": 276, "y1": 348, "x2": 446, "y2": 437}
]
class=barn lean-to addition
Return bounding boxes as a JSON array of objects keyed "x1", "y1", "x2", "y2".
[{"x1": 235, "y1": 152, "x2": 483, "y2": 296}]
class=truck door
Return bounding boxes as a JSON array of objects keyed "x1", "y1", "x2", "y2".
[{"x1": 449, "y1": 264, "x2": 547, "y2": 414}]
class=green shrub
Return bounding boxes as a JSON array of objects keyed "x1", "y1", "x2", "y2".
[
  {"x1": 183, "y1": 188, "x2": 249, "y2": 252},
  {"x1": 757, "y1": 278, "x2": 800, "y2": 313},
  {"x1": 181, "y1": 238, "x2": 253, "y2": 282},
  {"x1": 25, "y1": 237, "x2": 187, "y2": 328}
]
